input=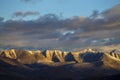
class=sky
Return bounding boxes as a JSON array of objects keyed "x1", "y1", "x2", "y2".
[
  {"x1": 0, "y1": 0, "x2": 120, "y2": 20},
  {"x1": 0, "y1": 0, "x2": 120, "y2": 50}
]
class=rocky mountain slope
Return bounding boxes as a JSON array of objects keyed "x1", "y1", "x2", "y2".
[{"x1": 0, "y1": 48, "x2": 120, "y2": 80}]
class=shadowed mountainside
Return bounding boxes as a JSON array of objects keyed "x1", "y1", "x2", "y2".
[
  {"x1": 0, "y1": 49, "x2": 103, "y2": 64},
  {"x1": 0, "y1": 48, "x2": 120, "y2": 80}
]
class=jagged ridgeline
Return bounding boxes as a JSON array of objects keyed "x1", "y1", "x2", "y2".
[
  {"x1": 0, "y1": 49, "x2": 120, "y2": 80},
  {"x1": 0, "y1": 49, "x2": 120, "y2": 66},
  {"x1": 0, "y1": 49, "x2": 103, "y2": 64}
]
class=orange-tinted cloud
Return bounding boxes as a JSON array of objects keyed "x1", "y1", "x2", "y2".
[{"x1": 0, "y1": 4, "x2": 120, "y2": 49}]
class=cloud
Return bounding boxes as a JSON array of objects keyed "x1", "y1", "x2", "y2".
[
  {"x1": 90, "y1": 10, "x2": 99, "y2": 19},
  {"x1": 102, "y1": 4, "x2": 120, "y2": 22},
  {"x1": 20, "y1": 0, "x2": 42, "y2": 3},
  {"x1": 21, "y1": 0, "x2": 32, "y2": 2},
  {"x1": 13, "y1": 11, "x2": 40, "y2": 17},
  {"x1": 0, "y1": 16, "x2": 4, "y2": 22},
  {"x1": 0, "y1": 4, "x2": 120, "y2": 49}
]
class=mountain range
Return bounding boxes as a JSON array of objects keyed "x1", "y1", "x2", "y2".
[{"x1": 0, "y1": 48, "x2": 120, "y2": 80}]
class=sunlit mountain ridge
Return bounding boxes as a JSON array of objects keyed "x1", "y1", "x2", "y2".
[{"x1": 0, "y1": 48, "x2": 120, "y2": 80}]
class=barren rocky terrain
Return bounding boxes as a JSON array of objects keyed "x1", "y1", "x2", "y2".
[{"x1": 0, "y1": 48, "x2": 120, "y2": 80}]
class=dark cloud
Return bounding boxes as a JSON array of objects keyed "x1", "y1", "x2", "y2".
[
  {"x1": 0, "y1": 16, "x2": 4, "y2": 22},
  {"x1": 90, "y1": 10, "x2": 99, "y2": 19},
  {"x1": 13, "y1": 11, "x2": 40, "y2": 17},
  {"x1": 21, "y1": 0, "x2": 32, "y2": 2},
  {"x1": 0, "y1": 4, "x2": 120, "y2": 49},
  {"x1": 102, "y1": 4, "x2": 120, "y2": 22},
  {"x1": 20, "y1": 0, "x2": 42, "y2": 3}
]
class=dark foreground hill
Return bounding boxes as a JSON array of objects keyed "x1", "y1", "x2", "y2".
[{"x1": 0, "y1": 49, "x2": 120, "y2": 80}]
